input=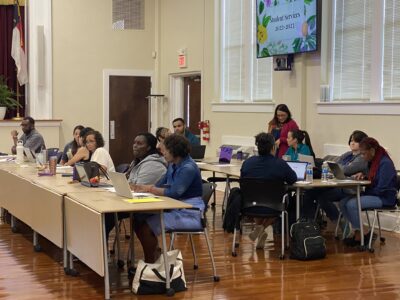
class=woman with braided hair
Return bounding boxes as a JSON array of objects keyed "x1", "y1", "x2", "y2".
[{"x1": 339, "y1": 137, "x2": 397, "y2": 246}]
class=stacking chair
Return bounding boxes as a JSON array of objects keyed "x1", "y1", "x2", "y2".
[
  {"x1": 232, "y1": 178, "x2": 289, "y2": 259},
  {"x1": 168, "y1": 182, "x2": 219, "y2": 282}
]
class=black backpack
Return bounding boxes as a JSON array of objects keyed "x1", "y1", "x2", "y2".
[{"x1": 290, "y1": 220, "x2": 326, "y2": 260}]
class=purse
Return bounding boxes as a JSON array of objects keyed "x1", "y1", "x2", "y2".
[{"x1": 131, "y1": 249, "x2": 186, "y2": 295}]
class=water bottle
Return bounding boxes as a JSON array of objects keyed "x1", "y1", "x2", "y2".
[
  {"x1": 321, "y1": 161, "x2": 329, "y2": 182},
  {"x1": 16, "y1": 140, "x2": 24, "y2": 163},
  {"x1": 306, "y1": 163, "x2": 313, "y2": 183}
]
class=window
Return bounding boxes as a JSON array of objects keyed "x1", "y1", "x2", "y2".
[
  {"x1": 329, "y1": 0, "x2": 400, "y2": 102},
  {"x1": 221, "y1": 0, "x2": 272, "y2": 102}
]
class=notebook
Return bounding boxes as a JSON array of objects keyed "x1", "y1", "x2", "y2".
[
  {"x1": 327, "y1": 161, "x2": 352, "y2": 181},
  {"x1": 298, "y1": 153, "x2": 315, "y2": 167},
  {"x1": 287, "y1": 161, "x2": 308, "y2": 181},
  {"x1": 75, "y1": 164, "x2": 112, "y2": 187},
  {"x1": 23, "y1": 147, "x2": 36, "y2": 163},
  {"x1": 209, "y1": 146, "x2": 233, "y2": 165},
  {"x1": 108, "y1": 171, "x2": 135, "y2": 198},
  {"x1": 191, "y1": 145, "x2": 206, "y2": 161}
]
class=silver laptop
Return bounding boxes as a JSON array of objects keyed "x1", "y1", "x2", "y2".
[
  {"x1": 327, "y1": 161, "x2": 352, "y2": 180},
  {"x1": 108, "y1": 171, "x2": 135, "y2": 198},
  {"x1": 287, "y1": 161, "x2": 308, "y2": 181},
  {"x1": 298, "y1": 154, "x2": 315, "y2": 167},
  {"x1": 23, "y1": 147, "x2": 36, "y2": 163}
]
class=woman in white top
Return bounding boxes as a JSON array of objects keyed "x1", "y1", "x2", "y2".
[{"x1": 84, "y1": 130, "x2": 115, "y2": 172}]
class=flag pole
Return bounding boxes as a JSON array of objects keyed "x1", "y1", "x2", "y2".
[{"x1": 12, "y1": 71, "x2": 22, "y2": 121}]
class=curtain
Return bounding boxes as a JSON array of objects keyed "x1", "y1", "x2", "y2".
[{"x1": 0, "y1": 5, "x2": 25, "y2": 119}]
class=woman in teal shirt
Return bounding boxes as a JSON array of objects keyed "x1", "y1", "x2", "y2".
[{"x1": 285, "y1": 129, "x2": 315, "y2": 161}]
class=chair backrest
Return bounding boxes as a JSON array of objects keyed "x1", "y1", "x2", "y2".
[
  {"x1": 116, "y1": 163, "x2": 130, "y2": 173},
  {"x1": 239, "y1": 178, "x2": 287, "y2": 212},
  {"x1": 202, "y1": 182, "x2": 216, "y2": 207}
]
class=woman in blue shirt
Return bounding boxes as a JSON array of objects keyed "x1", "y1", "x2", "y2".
[
  {"x1": 134, "y1": 134, "x2": 204, "y2": 263},
  {"x1": 340, "y1": 137, "x2": 397, "y2": 246},
  {"x1": 285, "y1": 129, "x2": 314, "y2": 161}
]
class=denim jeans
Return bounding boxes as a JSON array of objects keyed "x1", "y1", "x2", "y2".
[{"x1": 339, "y1": 195, "x2": 383, "y2": 229}]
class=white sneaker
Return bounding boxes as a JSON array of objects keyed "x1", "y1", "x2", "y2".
[
  {"x1": 249, "y1": 225, "x2": 264, "y2": 241},
  {"x1": 256, "y1": 231, "x2": 268, "y2": 249}
]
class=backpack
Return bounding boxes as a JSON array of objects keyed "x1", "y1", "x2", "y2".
[{"x1": 290, "y1": 220, "x2": 326, "y2": 260}]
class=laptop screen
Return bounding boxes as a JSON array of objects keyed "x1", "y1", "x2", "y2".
[
  {"x1": 219, "y1": 147, "x2": 233, "y2": 163},
  {"x1": 191, "y1": 145, "x2": 206, "y2": 160},
  {"x1": 75, "y1": 164, "x2": 89, "y2": 183},
  {"x1": 287, "y1": 161, "x2": 308, "y2": 181}
]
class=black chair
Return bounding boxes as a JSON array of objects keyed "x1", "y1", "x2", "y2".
[
  {"x1": 207, "y1": 175, "x2": 239, "y2": 210},
  {"x1": 232, "y1": 178, "x2": 289, "y2": 259},
  {"x1": 168, "y1": 182, "x2": 219, "y2": 282},
  {"x1": 116, "y1": 163, "x2": 130, "y2": 174}
]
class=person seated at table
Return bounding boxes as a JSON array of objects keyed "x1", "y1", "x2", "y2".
[
  {"x1": 60, "y1": 125, "x2": 84, "y2": 165},
  {"x1": 303, "y1": 130, "x2": 368, "y2": 235},
  {"x1": 64, "y1": 127, "x2": 94, "y2": 166},
  {"x1": 172, "y1": 117, "x2": 200, "y2": 146},
  {"x1": 11, "y1": 116, "x2": 46, "y2": 154},
  {"x1": 105, "y1": 133, "x2": 167, "y2": 239},
  {"x1": 134, "y1": 134, "x2": 204, "y2": 263},
  {"x1": 285, "y1": 129, "x2": 315, "y2": 161},
  {"x1": 155, "y1": 126, "x2": 171, "y2": 153},
  {"x1": 84, "y1": 130, "x2": 115, "y2": 172},
  {"x1": 241, "y1": 132, "x2": 297, "y2": 249},
  {"x1": 339, "y1": 137, "x2": 397, "y2": 246}
]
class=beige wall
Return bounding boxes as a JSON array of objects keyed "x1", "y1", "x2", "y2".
[
  {"x1": 52, "y1": 0, "x2": 155, "y2": 147},
  {"x1": 156, "y1": 0, "x2": 400, "y2": 167}
]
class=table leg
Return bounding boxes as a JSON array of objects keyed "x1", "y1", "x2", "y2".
[
  {"x1": 357, "y1": 185, "x2": 364, "y2": 248},
  {"x1": 222, "y1": 176, "x2": 231, "y2": 213},
  {"x1": 296, "y1": 187, "x2": 301, "y2": 220},
  {"x1": 211, "y1": 171, "x2": 216, "y2": 207},
  {"x1": 102, "y1": 214, "x2": 111, "y2": 300},
  {"x1": 159, "y1": 211, "x2": 173, "y2": 296},
  {"x1": 63, "y1": 200, "x2": 68, "y2": 272}
]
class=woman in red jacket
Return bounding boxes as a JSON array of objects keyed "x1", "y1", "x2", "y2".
[{"x1": 267, "y1": 104, "x2": 299, "y2": 158}]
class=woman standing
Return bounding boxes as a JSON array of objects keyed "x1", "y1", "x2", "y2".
[{"x1": 268, "y1": 104, "x2": 298, "y2": 158}]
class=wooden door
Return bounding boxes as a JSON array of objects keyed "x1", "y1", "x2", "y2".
[
  {"x1": 183, "y1": 75, "x2": 201, "y2": 136},
  {"x1": 109, "y1": 76, "x2": 151, "y2": 167}
]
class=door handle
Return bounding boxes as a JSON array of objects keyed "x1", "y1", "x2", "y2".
[{"x1": 110, "y1": 120, "x2": 115, "y2": 140}]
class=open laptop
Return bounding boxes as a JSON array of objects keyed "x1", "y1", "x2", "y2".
[
  {"x1": 287, "y1": 161, "x2": 308, "y2": 181},
  {"x1": 298, "y1": 154, "x2": 315, "y2": 167},
  {"x1": 208, "y1": 146, "x2": 233, "y2": 165},
  {"x1": 23, "y1": 147, "x2": 36, "y2": 163},
  {"x1": 75, "y1": 164, "x2": 112, "y2": 187},
  {"x1": 327, "y1": 161, "x2": 353, "y2": 181},
  {"x1": 108, "y1": 171, "x2": 135, "y2": 198},
  {"x1": 191, "y1": 145, "x2": 206, "y2": 161}
]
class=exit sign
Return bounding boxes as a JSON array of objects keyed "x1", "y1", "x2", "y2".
[{"x1": 178, "y1": 54, "x2": 187, "y2": 68}]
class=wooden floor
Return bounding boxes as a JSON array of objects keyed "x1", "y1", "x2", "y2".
[{"x1": 1, "y1": 192, "x2": 400, "y2": 300}]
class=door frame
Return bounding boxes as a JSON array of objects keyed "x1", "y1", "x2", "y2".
[
  {"x1": 103, "y1": 69, "x2": 154, "y2": 151},
  {"x1": 169, "y1": 71, "x2": 202, "y2": 127}
]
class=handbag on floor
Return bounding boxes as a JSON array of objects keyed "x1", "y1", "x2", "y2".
[{"x1": 131, "y1": 249, "x2": 186, "y2": 295}]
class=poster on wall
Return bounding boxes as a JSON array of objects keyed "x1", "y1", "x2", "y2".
[{"x1": 256, "y1": 0, "x2": 317, "y2": 58}]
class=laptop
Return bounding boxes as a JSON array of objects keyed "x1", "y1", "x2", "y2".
[
  {"x1": 209, "y1": 146, "x2": 233, "y2": 165},
  {"x1": 191, "y1": 145, "x2": 206, "y2": 161},
  {"x1": 75, "y1": 164, "x2": 112, "y2": 187},
  {"x1": 108, "y1": 171, "x2": 135, "y2": 198},
  {"x1": 23, "y1": 147, "x2": 36, "y2": 163},
  {"x1": 287, "y1": 161, "x2": 308, "y2": 181},
  {"x1": 327, "y1": 161, "x2": 352, "y2": 181},
  {"x1": 298, "y1": 154, "x2": 315, "y2": 167}
]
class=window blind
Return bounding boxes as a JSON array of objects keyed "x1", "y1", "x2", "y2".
[
  {"x1": 332, "y1": 0, "x2": 372, "y2": 101},
  {"x1": 221, "y1": 0, "x2": 272, "y2": 102},
  {"x1": 383, "y1": 0, "x2": 400, "y2": 100}
]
